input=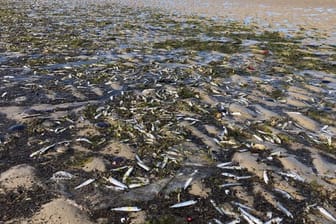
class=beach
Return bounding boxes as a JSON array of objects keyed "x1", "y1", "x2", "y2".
[{"x1": 0, "y1": 0, "x2": 335, "y2": 223}]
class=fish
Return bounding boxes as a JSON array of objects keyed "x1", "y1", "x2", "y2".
[
  {"x1": 122, "y1": 166, "x2": 134, "y2": 183},
  {"x1": 276, "y1": 202, "x2": 293, "y2": 218},
  {"x1": 217, "y1": 162, "x2": 233, "y2": 168},
  {"x1": 111, "y1": 206, "x2": 141, "y2": 212},
  {"x1": 239, "y1": 208, "x2": 263, "y2": 224},
  {"x1": 210, "y1": 199, "x2": 225, "y2": 215},
  {"x1": 219, "y1": 166, "x2": 243, "y2": 170},
  {"x1": 278, "y1": 171, "x2": 305, "y2": 182},
  {"x1": 219, "y1": 183, "x2": 242, "y2": 188},
  {"x1": 30, "y1": 143, "x2": 56, "y2": 157},
  {"x1": 74, "y1": 178, "x2": 95, "y2": 190},
  {"x1": 137, "y1": 161, "x2": 151, "y2": 171},
  {"x1": 212, "y1": 218, "x2": 224, "y2": 224},
  {"x1": 263, "y1": 170, "x2": 269, "y2": 184},
  {"x1": 264, "y1": 217, "x2": 283, "y2": 224},
  {"x1": 106, "y1": 177, "x2": 128, "y2": 189},
  {"x1": 226, "y1": 219, "x2": 241, "y2": 224},
  {"x1": 184, "y1": 177, "x2": 193, "y2": 190},
  {"x1": 51, "y1": 171, "x2": 74, "y2": 181},
  {"x1": 170, "y1": 200, "x2": 197, "y2": 208},
  {"x1": 274, "y1": 188, "x2": 293, "y2": 200},
  {"x1": 317, "y1": 206, "x2": 336, "y2": 222},
  {"x1": 75, "y1": 138, "x2": 93, "y2": 144},
  {"x1": 105, "y1": 185, "x2": 125, "y2": 191}
]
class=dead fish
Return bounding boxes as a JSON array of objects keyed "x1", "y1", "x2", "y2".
[
  {"x1": 226, "y1": 218, "x2": 241, "y2": 224},
  {"x1": 30, "y1": 143, "x2": 56, "y2": 157},
  {"x1": 210, "y1": 199, "x2": 225, "y2": 216},
  {"x1": 219, "y1": 166, "x2": 243, "y2": 170},
  {"x1": 276, "y1": 202, "x2": 293, "y2": 218},
  {"x1": 75, "y1": 138, "x2": 93, "y2": 144},
  {"x1": 264, "y1": 217, "x2": 283, "y2": 224},
  {"x1": 122, "y1": 166, "x2": 134, "y2": 183},
  {"x1": 263, "y1": 170, "x2": 269, "y2": 184},
  {"x1": 74, "y1": 178, "x2": 95, "y2": 190},
  {"x1": 128, "y1": 182, "x2": 149, "y2": 189},
  {"x1": 106, "y1": 177, "x2": 128, "y2": 189},
  {"x1": 317, "y1": 206, "x2": 336, "y2": 222},
  {"x1": 161, "y1": 156, "x2": 168, "y2": 169},
  {"x1": 221, "y1": 172, "x2": 237, "y2": 178},
  {"x1": 253, "y1": 134, "x2": 263, "y2": 142},
  {"x1": 105, "y1": 185, "x2": 125, "y2": 191},
  {"x1": 111, "y1": 207, "x2": 141, "y2": 212},
  {"x1": 235, "y1": 175, "x2": 252, "y2": 180},
  {"x1": 232, "y1": 202, "x2": 254, "y2": 212},
  {"x1": 219, "y1": 183, "x2": 242, "y2": 188},
  {"x1": 217, "y1": 162, "x2": 233, "y2": 168},
  {"x1": 137, "y1": 161, "x2": 151, "y2": 171},
  {"x1": 239, "y1": 207, "x2": 263, "y2": 224},
  {"x1": 278, "y1": 171, "x2": 305, "y2": 182},
  {"x1": 212, "y1": 218, "x2": 224, "y2": 224},
  {"x1": 51, "y1": 171, "x2": 74, "y2": 181},
  {"x1": 274, "y1": 188, "x2": 293, "y2": 200},
  {"x1": 184, "y1": 177, "x2": 193, "y2": 190},
  {"x1": 170, "y1": 200, "x2": 197, "y2": 208}
]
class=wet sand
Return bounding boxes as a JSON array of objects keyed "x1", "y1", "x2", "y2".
[{"x1": 114, "y1": 0, "x2": 336, "y2": 35}]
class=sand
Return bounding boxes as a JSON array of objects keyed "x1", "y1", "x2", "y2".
[{"x1": 111, "y1": 0, "x2": 336, "y2": 34}]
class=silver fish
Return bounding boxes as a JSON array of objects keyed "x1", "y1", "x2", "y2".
[
  {"x1": 263, "y1": 170, "x2": 269, "y2": 184},
  {"x1": 317, "y1": 206, "x2": 336, "y2": 222},
  {"x1": 184, "y1": 177, "x2": 193, "y2": 190},
  {"x1": 219, "y1": 183, "x2": 242, "y2": 188},
  {"x1": 122, "y1": 166, "x2": 134, "y2": 183},
  {"x1": 74, "y1": 178, "x2": 95, "y2": 190},
  {"x1": 239, "y1": 208, "x2": 263, "y2": 224},
  {"x1": 217, "y1": 162, "x2": 233, "y2": 168},
  {"x1": 274, "y1": 188, "x2": 293, "y2": 200},
  {"x1": 75, "y1": 138, "x2": 93, "y2": 144},
  {"x1": 111, "y1": 206, "x2": 141, "y2": 212},
  {"x1": 226, "y1": 218, "x2": 241, "y2": 224},
  {"x1": 30, "y1": 143, "x2": 56, "y2": 157},
  {"x1": 264, "y1": 217, "x2": 283, "y2": 224},
  {"x1": 170, "y1": 200, "x2": 197, "y2": 208},
  {"x1": 210, "y1": 199, "x2": 225, "y2": 215},
  {"x1": 106, "y1": 177, "x2": 128, "y2": 189},
  {"x1": 51, "y1": 171, "x2": 74, "y2": 181},
  {"x1": 276, "y1": 202, "x2": 293, "y2": 218},
  {"x1": 137, "y1": 162, "x2": 151, "y2": 171}
]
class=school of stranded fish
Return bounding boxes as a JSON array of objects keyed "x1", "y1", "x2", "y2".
[{"x1": 0, "y1": 0, "x2": 336, "y2": 223}]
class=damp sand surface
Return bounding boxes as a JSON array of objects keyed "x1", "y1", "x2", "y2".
[{"x1": 1, "y1": 0, "x2": 336, "y2": 223}]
